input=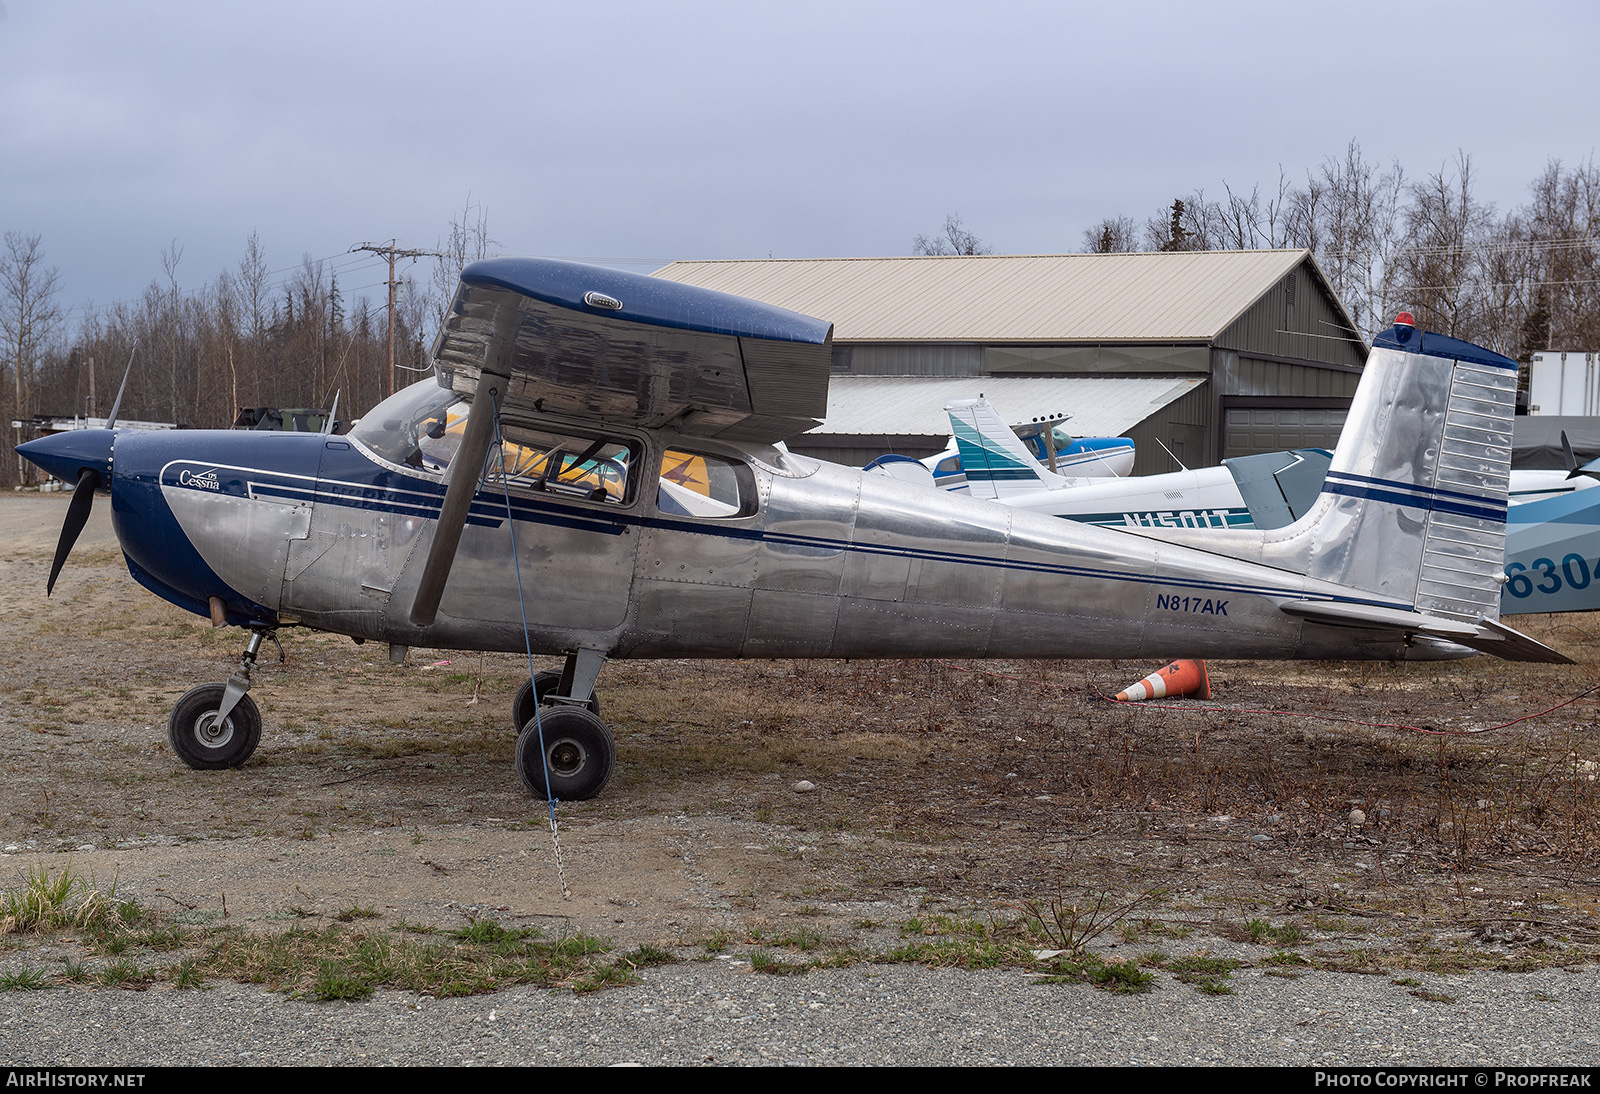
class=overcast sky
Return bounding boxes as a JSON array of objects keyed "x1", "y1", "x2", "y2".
[{"x1": 3, "y1": 0, "x2": 1597, "y2": 332}]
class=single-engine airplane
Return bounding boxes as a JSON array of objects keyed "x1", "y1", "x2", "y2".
[
  {"x1": 921, "y1": 411, "x2": 1136, "y2": 490},
  {"x1": 1500, "y1": 432, "x2": 1600, "y2": 615},
  {"x1": 16, "y1": 260, "x2": 1570, "y2": 802},
  {"x1": 929, "y1": 395, "x2": 1599, "y2": 533},
  {"x1": 933, "y1": 394, "x2": 1333, "y2": 531}
]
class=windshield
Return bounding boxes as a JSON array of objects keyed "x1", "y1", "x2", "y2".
[{"x1": 350, "y1": 379, "x2": 466, "y2": 472}]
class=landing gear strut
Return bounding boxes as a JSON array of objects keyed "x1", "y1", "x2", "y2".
[
  {"x1": 167, "y1": 628, "x2": 279, "y2": 770},
  {"x1": 513, "y1": 648, "x2": 614, "y2": 800}
]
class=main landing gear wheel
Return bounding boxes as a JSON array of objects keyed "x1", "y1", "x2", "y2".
[
  {"x1": 510, "y1": 670, "x2": 600, "y2": 732},
  {"x1": 515, "y1": 706, "x2": 615, "y2": 801},
  {"x1": 167, "y1": 683, "x2": 262, "y2": 770}
]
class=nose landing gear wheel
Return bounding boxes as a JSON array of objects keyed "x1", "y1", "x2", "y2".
[
  {"x1": 515, "y1": 706, "x2": 615, "y2": 801},
  {"x1": 168, "y1": 683, "x2": 262, "y2": 770}
]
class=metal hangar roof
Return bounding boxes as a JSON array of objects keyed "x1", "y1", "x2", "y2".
[{"x1": 654, "y1": 250, "x2": 1328, "y2": 344}]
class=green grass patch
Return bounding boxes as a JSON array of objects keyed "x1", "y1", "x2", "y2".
[
  {"x1": 749, "y1": 948, "x2": 811, "y2": 976},
  {"x1": 1263, "y1": 950, "x2": 1310, "y2": 967},
  {"x1": 202, "y1": 922, "x2": 617, "y2": 999},
  {"x1": 0, "y1": 864, "x2": 126, "y2": 935},
  {"x1": 1246, "y1": 918, "x2": 1307, "y2": 946},
  {"x1": 1168, "y1": 954, "x2": 1241, "y2": 995},
  {"x1": 1409, "y1": 988, "x2": 1458, "y2": 1004},
  {"x1": 1032, "y1": 954, "x2": 1156, "y2": 993},
  {"x1": 0, "y1": 967, "x2": 52, "y2": 990},
  {"x1": 0, "y1": 865, "x2": 639, "y2": 1000}
]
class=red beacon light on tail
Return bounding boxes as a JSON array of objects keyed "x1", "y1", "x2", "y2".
[{"x1": 1395, "y1": 311, "x2": 1416, "y2": 326}]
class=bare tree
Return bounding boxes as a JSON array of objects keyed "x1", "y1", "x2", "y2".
[
  {"x1": 1084, "y1": 144, "x2": 1410, "y2": 337},
  {"x1": 1081, "y1": 216, "x2": 1140, "y2": 253},
  {"x1": 913, "y1": 213, "x2": 993, "y2": 255},
  {"x1": 159, "y1": 240, "x2": 189, "y2": 422},
  {"x1": 1144, "y1": 194, "x2": 1224, "y2": 252},
  {"x1": 431, "y1": 194, "x2": 496, "y2": 331},
  {"x1": 1393, "y1": 152, "x2": 1494, "y2": 340},
  {"x1": 397, "y1": 274, "x2": 433, "y2": 380},
  {"x1": 1519, "y1": 158, "x2": 1600, "y2": 351},
  {"x1": 1, "y1": 232, "x2": 64, "y2": 481},
  {"x1": 235, "y1": 231, "x2": 270, "y2": 344},
  {"x1": 1304, "y1": 143, "x2": 1408, "y2": 337},
  {"x1": 1218, "y1": 172, "x2": 1296, "y2": 250}
]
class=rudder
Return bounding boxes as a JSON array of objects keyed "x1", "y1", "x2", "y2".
[{"x1": 1306, "y1": 322, "x2": 1516, "y2": 621}]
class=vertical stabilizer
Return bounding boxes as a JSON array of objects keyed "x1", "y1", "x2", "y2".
[
  {"x1": 947, "y1": 398, "x2": 1071, "y2": 500},
  {"x1": 1310, "y1": 324, "x2": 1516, "y2": 620}
]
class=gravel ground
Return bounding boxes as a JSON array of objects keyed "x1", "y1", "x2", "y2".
[{"x1": 4, "y1": 961, "x2": 1599, "y2": 1067}]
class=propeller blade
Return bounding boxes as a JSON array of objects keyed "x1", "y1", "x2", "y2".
[
  {"x1": 1561, "y1": 429, "x2": 1600, "y2": 483},
  {"x1": 47, "y1": 468, "x2": 101, "y2": 596}
]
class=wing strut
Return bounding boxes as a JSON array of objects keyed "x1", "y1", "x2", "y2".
[
  {"x1": 409, "y1": 308, "x2": 517, "y2": 628},
  {"x1": 409, "y1": 371, "x2": 506, "y2": 627}
]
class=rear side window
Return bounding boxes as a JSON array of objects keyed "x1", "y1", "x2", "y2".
[{"x1": 657, "y1": 449, "x2": 756, "y2": 518}]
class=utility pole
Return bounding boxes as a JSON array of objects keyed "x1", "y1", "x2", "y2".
[{"x1": 349, "y1": 241, "x2": 442, "y2": 397}]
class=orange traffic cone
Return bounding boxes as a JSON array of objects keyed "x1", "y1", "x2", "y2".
[{"x1": 1114, "y1": 659, "x2": 1211, "y2": 701}]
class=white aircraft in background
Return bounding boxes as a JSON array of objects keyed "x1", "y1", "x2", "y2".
[{"x1": 906, "y1": 395, "x2": 1597, "y2": 534}]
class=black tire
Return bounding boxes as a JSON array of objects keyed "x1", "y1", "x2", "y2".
[
  {"x1": 510, "y1": 670, "x2": 599, "y2": 731},
  {"x1": 515, "y1": 706, "x2": 615, "y2": 801},
  {"x1": 168, "y1": 684, "x2": 261, "y2": 770}
]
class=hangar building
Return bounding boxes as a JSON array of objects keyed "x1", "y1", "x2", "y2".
[{"x1": 653, "y1": 250, "x2": 1367, "y2": 474}]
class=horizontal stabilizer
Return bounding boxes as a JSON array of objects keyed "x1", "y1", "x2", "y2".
[
  {"x1": 1277, "y1": 599, "x2": 1572, "y2": 663},
  {"x1": 1459, "y1": 618, "x2": 1576, "y2": 664}
]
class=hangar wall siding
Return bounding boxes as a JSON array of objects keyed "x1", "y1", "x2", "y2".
[
  {"x1": 1122, "y1": 383, "x2": 1211, "y2": 474},
  {"x1": 1204, "y1": 273, "x2": 1365, "y2": 466},
  {"x1": 1215, "y1": 270, "x2": 1366, "y2": 371},
  {"x1": 679, "y1": 254, "x2": 1370, "y2": 474}
]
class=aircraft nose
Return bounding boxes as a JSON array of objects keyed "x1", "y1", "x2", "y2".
[{"x1": 15, "y1": 428, "x2": 115, "y2": 485}]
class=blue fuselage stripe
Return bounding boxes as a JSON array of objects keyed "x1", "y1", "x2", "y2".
[
  {"x1": 1321, "y1": 471, "x2": 1507, "y2": 524},
  {"x1": 180, "y1": 461, "x2": 1416, "y2": 615}
]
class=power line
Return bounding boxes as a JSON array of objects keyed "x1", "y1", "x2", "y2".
[{"x1": 349, "y1": 241, "x2": 443, "y2": 398}]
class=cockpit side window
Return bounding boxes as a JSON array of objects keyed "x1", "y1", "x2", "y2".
[
  {"x1": 483, "y1": 425, "x2": 638, "y2": 506},
  {"x1": 657, "y1": 449, "x2": 757, "y2": 519},
  {"x1": 350, "y1": 380, "x2": 639, "y2": 507},
  {"x1": 350, "y1": 380, "x2": 467, "y2": 473}
]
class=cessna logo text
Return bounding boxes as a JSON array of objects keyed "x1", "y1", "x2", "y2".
[{"x1": 178, "y1": 468, "x2": 221, "y2": 491}]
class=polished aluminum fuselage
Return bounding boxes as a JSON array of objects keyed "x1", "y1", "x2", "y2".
[{"x1": 107, "y1": 414, "x2": 1452, "y2": 665}]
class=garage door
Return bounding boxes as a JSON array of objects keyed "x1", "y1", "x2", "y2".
[{"x1": 1222, "y1": 406, "x2": 1349, "y2": 459}]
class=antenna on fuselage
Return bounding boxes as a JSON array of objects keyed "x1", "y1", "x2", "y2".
[
  {"x1": 1154, "y1": 436, "x2": 1189, "y2": 472},
  {"x1": 105, "y1": 345, "x2": 136, "y2": 429}
]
